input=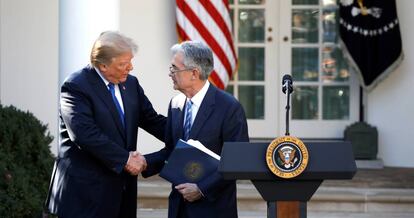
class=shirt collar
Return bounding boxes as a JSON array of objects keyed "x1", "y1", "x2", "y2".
[
  {"x1": 189, "y1": 81, "x2": 210, "y2": 108},
  {"x1": 94, "y1": 67, "x2": 110, "y2": 86}
]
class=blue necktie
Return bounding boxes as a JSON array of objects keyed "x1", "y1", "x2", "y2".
[
  {"x1": 108, "y1": 83, "x2": 125, "y2": 128},
  {"x1": 183, "y1": 100, "x2": 193, "y2": 141}
]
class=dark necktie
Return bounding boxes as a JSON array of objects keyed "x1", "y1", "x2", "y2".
[
  {"x1": 108, "y1": 83, "x2": 125, "y2": 128},
  {"x1": 183, "y1": 100, "x2": 193, "y2": 141}
]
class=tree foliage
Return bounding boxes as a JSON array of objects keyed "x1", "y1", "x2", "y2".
[{"x1": 0, "y1": 104, "x2": 55, "y2": 217}]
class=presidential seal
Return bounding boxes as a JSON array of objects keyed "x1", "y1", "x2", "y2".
[
  {"x1": 266, "y1": 136, "x2": 309, "y2": 179},
  {"x1": 183, "y1": 161, "x2": 204, "y2": 182}
]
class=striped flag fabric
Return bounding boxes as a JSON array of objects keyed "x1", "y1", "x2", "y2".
[{"x1": 176, "y1": 0, "x2": 237, "y2": 89}]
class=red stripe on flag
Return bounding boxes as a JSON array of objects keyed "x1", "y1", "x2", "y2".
[
  {"x1": 176, "y1": 0, "x2": 233, "y2": 77},
  {"x1": 209, "y1": 70, "x2": 225, "y2": 89},
  {"x1": 222, "y1": 0, "x2": 230, "y2": 12},
  {"x1": 176, "y1": 23, "x2": 190, "y2": 42},
  {"x1": 199, "y1": 0, "x2": 237, "y2": 62},
  {"x1": 177, "y1": 24, "x2": 226, "y2": 89}
]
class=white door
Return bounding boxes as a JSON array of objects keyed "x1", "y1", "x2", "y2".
[
  {"x1": 229, "y1": 0, "x2": 359, "y2": 139},
  {"x1": 228, "y1": 0, "x2": 280, "y2": 138}
]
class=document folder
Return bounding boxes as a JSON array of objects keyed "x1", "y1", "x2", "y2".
[{"x1": 159, "y1": 140, "x2": 219, "y2": 185}]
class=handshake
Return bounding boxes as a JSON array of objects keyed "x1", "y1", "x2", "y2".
[{"x1": 124, "y1": 151, "x2": 147, "y2": 175}]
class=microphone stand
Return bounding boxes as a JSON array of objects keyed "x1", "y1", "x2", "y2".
[{"x1": 284, "y1": 81, "x2": 291, "y2": 136}]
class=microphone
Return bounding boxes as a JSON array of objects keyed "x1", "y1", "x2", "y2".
[{"x1": 282, "y1": 74, "x2": 293, "y2": 94}]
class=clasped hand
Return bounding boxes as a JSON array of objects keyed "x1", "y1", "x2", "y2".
[
  {"x1": 124, "y1": 151, "x2": 147, "y2": 175},
  {"x1": 175, "y1": 183, "x2": 203, "y2": 202}
]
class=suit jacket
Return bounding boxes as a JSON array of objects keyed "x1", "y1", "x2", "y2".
[
  {"x1": 144, "y1": 84, "x2": 249, "y2": 218},
  {"x1": 45, "y1": 65, "x2": 166, "y2": 218}
]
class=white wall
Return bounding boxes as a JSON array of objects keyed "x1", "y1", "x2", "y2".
[
  {"x1": 120, "y1": 0, "x2": 178, "y2": 154},
  {"x1": 367, "y1": 0, "x2": 414, "y2": 167},
  {"x1": 0, "y1": 0, "x2": 59, "y2": 152}
]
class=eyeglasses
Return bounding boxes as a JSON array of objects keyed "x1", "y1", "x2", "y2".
[{"x1": 169, "y1": 66, "x2": 194, "y2": 75}]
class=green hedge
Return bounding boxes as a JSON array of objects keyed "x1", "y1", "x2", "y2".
[{"x1": 0, "y1": 104, "x2": 55, "y2": 217}]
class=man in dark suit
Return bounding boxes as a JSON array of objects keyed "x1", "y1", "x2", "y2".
[
  {"x1": 45, "y1": 31, "x2": 166, "y2": 218},
  {"x1": 143, "y1": 41, "x2": 249, "y2": 218}
]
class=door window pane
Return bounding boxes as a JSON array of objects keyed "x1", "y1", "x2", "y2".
[
  {"x1": 292, "y1": 9, "x2": 319, "y2": 43},
  {"x1": 239, "y1": 9, "x2": 265, "y2": 43},
  {"x1": 226, "y1": 85, "x2": 234, "y2": 95},
  {"x1": 239, "y1": 0, "x2": 265, "y2": 5},
  {"x1": 238, "y1": 47, "x2": 265, "y2": 81},
  {"x1": 323, "y1": 9, "x2": 338, "y2": 43},
  {"x1": 323, "y1": 86, "x2": 349, "y2": 120},
  {"x1": 322, "y1": 46, "x2": 350, "y2": 82},
  {"x1": 292, "y1": 86, "x2": 318, "y2": 120},
  {"x1": 292, "y1": 48, "x2": 319, "y2": 81},
  {"x1": 293, "y1": 0, "x2": 319, "y2": 5},
  {"x1": 239, "y1": 86, "x2": 264, "y2": 119},
  {"x1": 322, "y1": 0, "x2": 337, "y2": 7}
]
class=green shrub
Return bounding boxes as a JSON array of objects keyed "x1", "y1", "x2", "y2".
[{"x1": 0, "y1": 104, "x2": 55, "y2": 218}]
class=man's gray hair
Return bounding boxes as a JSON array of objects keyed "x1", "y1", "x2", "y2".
[
  {"x1": 90, "y1": 31, "x2": 138, "y2": 67},
  {"x1": 171, "y1": 41, "x2": 214, "y2": 80}
]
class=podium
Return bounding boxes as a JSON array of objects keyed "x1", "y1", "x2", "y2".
[{"x1": 219, "y1": 141, "x2": 356, "y2": 218}]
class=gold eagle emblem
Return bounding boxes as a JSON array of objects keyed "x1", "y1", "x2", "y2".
[
  {"x1": 266, "y1": 136, "x2": 309, "y2": 179},
  {"x1": 278, "y1": 146, "x2": 297, "y2": 169}
]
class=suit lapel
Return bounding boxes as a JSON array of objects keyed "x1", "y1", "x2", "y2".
[
  {"x1": 86, "y1": 67, "x2": 126, "y2": 141},
  {"x1": 189, "y1": 85, "x2": 216, "y2": 139}
]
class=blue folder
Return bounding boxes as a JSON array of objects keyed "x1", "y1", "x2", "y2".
[{"x1": 159, "y1": 140, "x2": 219, "y2": 185}]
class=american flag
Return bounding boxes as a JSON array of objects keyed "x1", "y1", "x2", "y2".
[{"x1": 176, "y1": 0, "x2": 237, "y2": 89}]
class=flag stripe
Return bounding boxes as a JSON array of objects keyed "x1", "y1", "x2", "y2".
[
  {"x1": 176, "y1": 0, "x2": 233, "y2": 76},
  {"x1": 176, "y1": 11, "x2": 229, "y2": 87},
  {"x1": 209, "y1": 70, "x2": 225, "y2": 89},
  {"x1": 176, "y1": 11, "x2": 230, "y2": 85},
  {"x1": 178, "y1": 22, "x2": 225, "y2": 89},
  {"x1": 176, "y1": 0, "x2": 236, "y2": 88},
  {"x1": 176, "y1": 22, "x2": 189, "y2": 41},
  {"x1": 221, "y1": 0, "x2": 230, "y2": 12},
  {"x1": 184, "y1": 0, "x2": 236, "y2": 69},
  {"x1": 199, "y1": 0, "x2": 237, "y2": 62},
  {"x1": 216, "y1": 0, "x2": 232, "y2": 31}
]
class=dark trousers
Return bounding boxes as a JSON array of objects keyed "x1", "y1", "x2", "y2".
[
  {"x1": 118, "y1": 187, "x2": 136, "y2": 218},
  {"x1": 177, "y1": 198, "x2": 189, "y2": 218}
]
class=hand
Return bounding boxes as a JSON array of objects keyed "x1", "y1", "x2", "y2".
[
  {"x1": 175, "y1": 183, "x2": 203, "y2": 202},
  {"x1": 124, "y1": 151, "x2": 147, "y2": 175}
]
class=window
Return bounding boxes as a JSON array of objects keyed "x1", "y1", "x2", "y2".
[{"x1": 229, "y1": 0, "x2": 358, "y2": 139}]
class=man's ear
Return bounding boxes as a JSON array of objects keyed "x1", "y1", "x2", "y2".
[
  {"x1": 98, "y1": 63, "x2": 107, "y2": 73},
  {"x1": 192, "y1": 68, "x2": 200, "y2": 80}
]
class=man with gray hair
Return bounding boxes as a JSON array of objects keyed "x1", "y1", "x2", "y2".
[
  {"x1": 143, "y1": 41, "x2": 249, "y2": 218},
  {"x1": 45, "y1": 31, "x2": 166, "y2": 218}
]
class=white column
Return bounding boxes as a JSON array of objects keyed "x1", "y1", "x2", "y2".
[
  {"x1": 0, "y1": 0, "x2": 59, "y2": 153},
  {"x1": 59, "y1": 0, "x2": 119, "y2": 84}
]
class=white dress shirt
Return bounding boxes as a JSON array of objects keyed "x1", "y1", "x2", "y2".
[
  {"x1": 94, "y1": 67, "x2": 125, "y2": 113},
  {"x1": 183, "y1": 81, "x2": 210, "y2": 128}
]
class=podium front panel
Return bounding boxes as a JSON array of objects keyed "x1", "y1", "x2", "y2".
[{"x1": 219, "y1": 141, "x2": 356, "y2": 180}]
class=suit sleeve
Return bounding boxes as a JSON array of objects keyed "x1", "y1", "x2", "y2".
[
  {"x1": 197, "y1": 101, "x2": 249, "y2": 200},
  {"x1": 136, "y1": 82, "x2": 166, "y2": 142},
  {"x1": 60, "y1": 81, "x2": 129, "y2": 174},
  {"x1": 142, "y1": 100, "x2": 173, "y2": 178}
]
